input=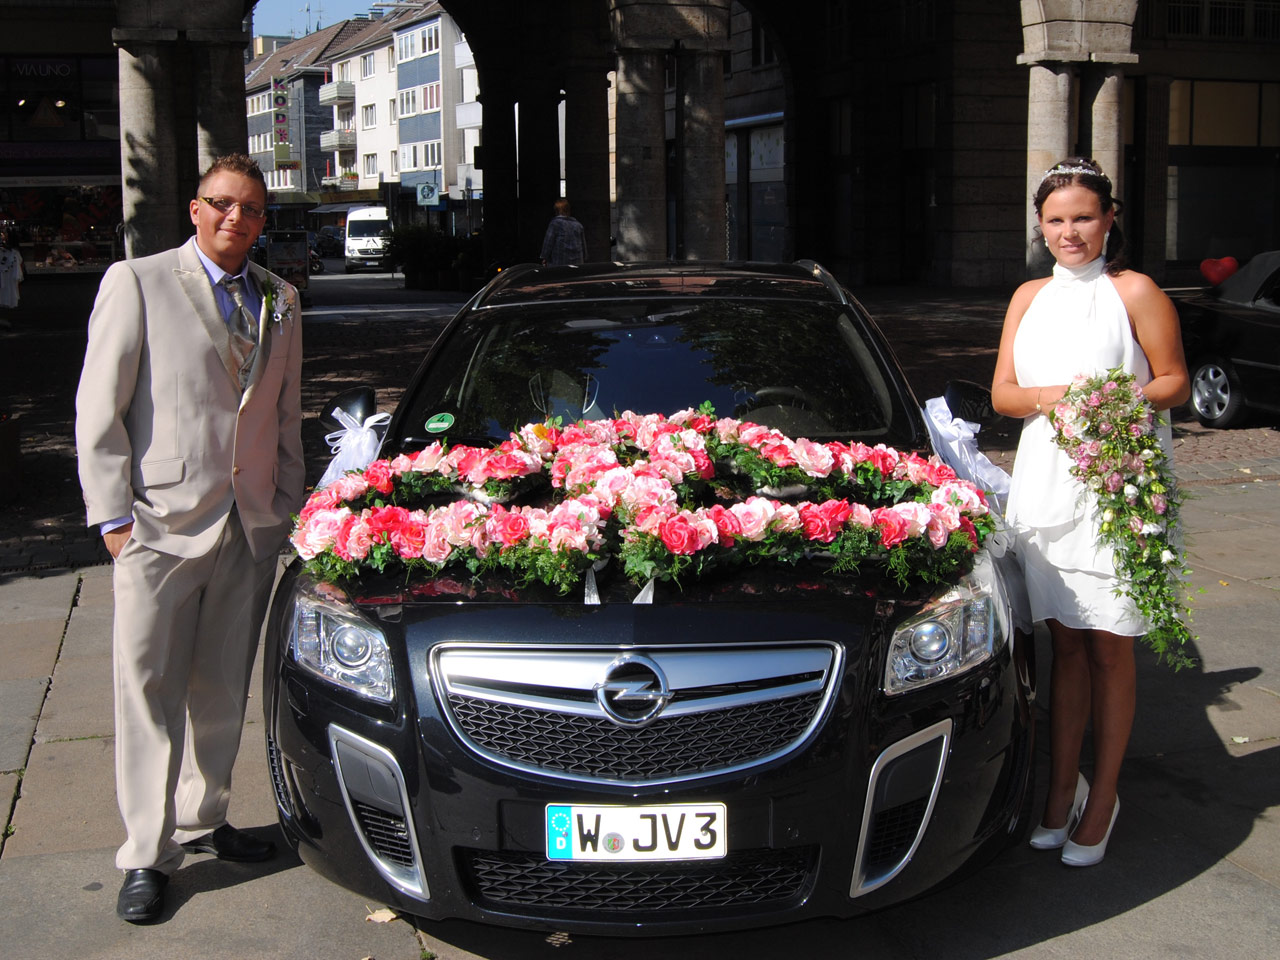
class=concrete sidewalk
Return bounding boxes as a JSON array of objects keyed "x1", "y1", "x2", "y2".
[{"x1": 1, "y1": 480, "x2": 1277, "y2": 960}]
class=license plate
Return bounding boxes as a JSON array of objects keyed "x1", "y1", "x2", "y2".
[{"x1": 545, "y1": 803, "x2": 726, "y2": 861}]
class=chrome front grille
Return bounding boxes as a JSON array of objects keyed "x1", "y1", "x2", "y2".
[{"x1": 432, "y1": 643, "x2": 841, "y2": 785}]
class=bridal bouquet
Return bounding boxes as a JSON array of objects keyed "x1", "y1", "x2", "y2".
[
  {"x1": 290, "y1": 405, "x2": 996, "y2": 596},
  {"x1": 1050, "y1": 369, "x2": 1196, "y2": 668}
]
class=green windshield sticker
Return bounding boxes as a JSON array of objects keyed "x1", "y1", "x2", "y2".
[{"x1": 425, "y1": 412, "x2": 455, "y2": 433}]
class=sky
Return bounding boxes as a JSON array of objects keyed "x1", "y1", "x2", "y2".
[{"x1": 249, "y1": 0, "x2": 387, "y2": 40}]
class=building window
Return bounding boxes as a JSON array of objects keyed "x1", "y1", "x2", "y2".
[
  {"x1": 751, "y1": 19, "x2": 778, "y2": 67},
  {"x1": 422, "y1": 21, "x2": 441, "y2": 54},
  {"x1": 400, "y1": 143, "x2": 419, "y2": 170},
  {"x1": 425, "y1": 140, "x2": 442, "y2": 169},
  {"x1": 423, "y1": 81, "x2": 441, "y2": 112},
  {"x1": 336, "y1": 61, "x2": 351, "y2": 82},
  {"x1": 398, "y1": 88, "x2": 418, "y2": 117},
  {"x1": 1166, "y1": 0, "x2": 1280, "y2": 39},
  {"x1": 389, "y1": 98, "x2": 397, "y2": 122},
  {"x1": 360, "y1": 53, "x2": 375, "y2": 79},
  {"x1": 363, "y1": 153, "x2": 378, "y2": 177},
  {"x1": 390, "y1": 150, "x2": 399, "y2": 175},
  {"x1": 387, "y1": 46, "x2": 395, "y2": 70},
  {"x1": 396, "y1": 32, "x2": 418, "y2": 62},
  {"x1": 361, "y1": 104, "x2": 376, "y2": 128}
]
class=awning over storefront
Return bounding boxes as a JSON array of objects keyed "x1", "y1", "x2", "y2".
[{"x1": 308, "y1": 202, "x2": 366, "y2": 213}]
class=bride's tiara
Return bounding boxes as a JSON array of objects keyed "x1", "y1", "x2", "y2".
[{"x1": 1041, "y1": 164, "x2": 1110, "y2": 184}]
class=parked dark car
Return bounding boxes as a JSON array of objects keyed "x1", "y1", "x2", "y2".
[
  {"x1": 314, "y1": 226, "x2": 344, "y2": 258},
  {"x1": 262, "y1": 261, "x2": 1035, "y2": 936},
  {"x1": 1177, "y1": 251, "x2": 1280, "y2": 428}
]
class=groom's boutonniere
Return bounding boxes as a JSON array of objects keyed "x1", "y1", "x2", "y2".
[{"x1": 262, "y1": 279, "x2": 296, "y2": 334}]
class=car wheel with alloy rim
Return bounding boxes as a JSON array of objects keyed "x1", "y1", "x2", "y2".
[{"x1": 1190, "y1": 357, "x2": 1246, "y2": 428}]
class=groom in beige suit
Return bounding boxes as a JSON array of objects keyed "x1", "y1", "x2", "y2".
[{"x1": 76, "y1": 155, "x2": 304, "y2": 923}]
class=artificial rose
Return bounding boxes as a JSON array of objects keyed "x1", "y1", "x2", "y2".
[
  {"x1": 871, "y1": 506, "x2": 910, "y2": 547},
  {"x1": 363, "y1": 460, "x2": 394, "y2": 495}
]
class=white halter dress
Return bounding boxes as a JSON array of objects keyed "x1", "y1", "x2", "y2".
[{"x1": 1005, "y1": 256, "x2": 1169, "y2": 636}]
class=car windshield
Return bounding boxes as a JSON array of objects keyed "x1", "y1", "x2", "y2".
[
  {"x1": 347, "y1": 220, "x2": 387, "y2": 238},
  {"x1": 391, "y1": 298, "x2": 919, "y2": 451}
]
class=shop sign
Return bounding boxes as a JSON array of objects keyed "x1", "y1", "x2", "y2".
[
  {"x1": 272, "y1": 76, "x2": 290, "y2": 160},
  {"x1": 276, "y1": 160, "x2": 301, "y2": 172}
]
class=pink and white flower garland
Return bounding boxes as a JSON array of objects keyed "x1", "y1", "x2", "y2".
[{"x1": 291, "y1": 407, "x2": 995, "y2": 593}]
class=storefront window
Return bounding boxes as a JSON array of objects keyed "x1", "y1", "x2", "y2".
[{"x1": 0, "y1": 183, "x2": 124, "y2": 274}]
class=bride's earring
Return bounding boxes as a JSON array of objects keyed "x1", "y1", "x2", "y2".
[{"x1": 1102, "y1": 229, "x2": 1111, "y2": 259}]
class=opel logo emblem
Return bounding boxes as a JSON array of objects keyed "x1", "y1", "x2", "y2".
[{"x1": 594, "y1": 654, "x2": 671, "y2": 728}]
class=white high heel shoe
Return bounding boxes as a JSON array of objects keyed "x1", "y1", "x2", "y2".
[
  {"x1": 1061, "y1": 796, "x2": 1119, "y2": 867},
  {"x1": 1028, "y1": 772, "x2": 1089, "y2": 850}
]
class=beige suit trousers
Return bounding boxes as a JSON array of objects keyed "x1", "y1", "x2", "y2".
[{"x1": 111, "y1": 510, "x2": 277, "y2": 873}]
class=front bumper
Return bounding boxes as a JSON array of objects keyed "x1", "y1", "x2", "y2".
[{"x1": 262, "y1": 573, "x2": 1033, "y2": 935}]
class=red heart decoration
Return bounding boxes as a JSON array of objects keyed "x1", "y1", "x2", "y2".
[{"x1": 1200, "y1": 256, "x2": 1239, "y2": 286}]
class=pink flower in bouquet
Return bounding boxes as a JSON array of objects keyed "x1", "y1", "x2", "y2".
[
  {"x1": 548, "y1": 517, "x2": 590, "y2": 553},
  {"x1": 391, "y1": 510, "x2": 430, "y2": 558},
  {"x1": 558, "y1": 424, "x2": 595, "y2": 447},
  {"x1": 1099, "y1": 421, "x2": 1114, "y2": 435},
  {"x1": 365, "y1": 505, "x2": 410, "y2": 544},
  {"x1": 1105, "y1": 471, "x2": 1124, "y2": 494},
  {"x1": 691, "y1": 449, "x2": 715, "y2": 480},
  {"x1": 290, "y1": 506, "x2": 351, "y2": 559},
  {"x1": 871, "y1": 506, "x2": 910, "y2": 548},
  {"x1": 926, "y1": 502, "x2": 961, "y2": 549},
  {"x1": 1151, "y1": 493, "x2": 1168, "y2": 515},
  {"x1": 891, "y1": 501, "x2": 932, "y2": 538},
  {"x1": 826, "y1": 442, "x2": 856, "y2": 475},
  {"x1": 1085, "y1": 440, "x2": 1103, "y2": 457},
  {"x1": 1088, "y1": 392, "x2": 1103, "y2": 407},
  {"x1": 729, "y1": 497, "x2": 776, "y2": 540},
  {"x1": 705, "y1": 504, "x2": 742, "y2": 546},
  {"x1": 581, "y1": 419, "x2": 620, "y2": 446},
  {"x1": 848, "y1": 502, "x2": 874, "y2": 528},
  {"x1": 793, "y1": 438, "x2": 836, "y2": 478},
  {"x1": 652, "y1": 444, "x2": 696, "y2": 476},
  {"x1": 931, "y1": 480, "x2": 988, "y2": 516},
  {"x1": 899, "y1": 453, "x2": 932, "y2": 485},
  {"x1": 441, "y1": 500, "x2": 484, "y2": 547},
  {"x1": 409, "y1": 442, "x2": 447, "y2": 474},
  {"x1": 337, "y1": 511, "x2": 374, "y2": 560},
  {"x1": 957, "y1": 516, "x2": 979, "y2": 551},
  {"x1": 298, "y1": 485, "x2": 342, "y2": 524},
  {"x1": 799, "y1": 499, "x2": 852, "y2": 543},
  {"x1": 1129, "y1": 515, "x2": 1144, "y2": 534},
  {"x1": 715, "y1": 418, "x2": 742, "y2": 443},
  {"x1": 759, "y1": 439, "x2": 797, "y2": 468},
  {"x1": 1128, "y1": 421, "x2": 1148, "y2": 437},
  {"x1": 478, "y1": 450, "x2": 539, "y2": 482},
  {"x1": 446, "y1": 446, "x2": 487, "y2": 484},
  {"x1": 867, "y1": 444, "x2": 899, "y2": 477},
  {"x1": 658, "y1": 511, "x2": 712, "y2": 555},
  {"x1": 737, "y1": 423, "x2": 775, "y2": 448},
  {"x1": 591, "y1": 466, "x2": 633, "y2": 508},
  {"x1": 633, "y1": 502, "x2": 675, "y2": 536},
  {"x1": 486, "y1": 505, "x2": 531, "y2": 547},
  {"x1": 632, "y1": 413, "x2": 669, "y2": 449},
  {"x1": 517, "y1": 423, "x2": 557, "y2": 459},
  {"x1": 388, "y1": 454, "x2": 414, "y2": 477},
  {"x1": 923, "y1": 457, "x2": 958, "y2": 486},
  {"x1": 772, "y1": 503, "x2": 802, "y2": 534},
  {"x1": 620, "y1": 474, "x2": 678, "y2": 514},
  {"x1": 363, "y1": 460, "x2": 394, "y2": 495},
  {"x1": 1104, "y1": 380, "x2": 1118, "y2": 393},
  {"x1": 422, "y1": 514, "x2": 454, "y2": 565}
]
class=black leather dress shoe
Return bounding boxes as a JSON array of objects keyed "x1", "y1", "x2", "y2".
[
  {"x1": 117, "y1": 869, "x2": 167, "y2": 923},
  {"x1": 181, "y1": 824, "x2": 276, "y2": 862}
]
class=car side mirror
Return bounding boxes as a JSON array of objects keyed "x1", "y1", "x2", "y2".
[
  {"x1": 943, "y1": 379, "x2": 1006, "y2": 430},
  {"x1": 318, "y1": 385, "x2": 379, "y2": 435}
]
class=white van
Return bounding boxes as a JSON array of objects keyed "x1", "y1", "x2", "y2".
[{"x1": 344, "y1": 206, "x2": 391, "y2": 272}]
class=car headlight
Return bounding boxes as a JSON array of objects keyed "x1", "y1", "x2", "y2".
[
  {"x1": 289, "y1": 576, "x2": 394, "y2": 703},
  {"x1": 884, "y1": 552, "x2": 1011, "y2": 696}
]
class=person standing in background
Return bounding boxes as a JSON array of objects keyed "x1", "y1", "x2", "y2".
[{"x1": 540, "y1": 198, "x2": 587, "y2": 265}]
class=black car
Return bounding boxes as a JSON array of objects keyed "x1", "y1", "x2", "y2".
[
  {"x1": 263, "y1": 261, "x2": 1035, "y2": 936},
  {"x1": 1178, "y1": 251, "x2": 1280, "y2": 428}
]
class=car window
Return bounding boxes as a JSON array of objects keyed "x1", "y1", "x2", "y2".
[{"x1": 392, "y1": 299, "x2": 916, "y2": 450}]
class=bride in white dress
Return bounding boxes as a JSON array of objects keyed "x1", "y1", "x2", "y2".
[{"x1": 991, "y1": 158, "x2": 1189, "y2": 866}]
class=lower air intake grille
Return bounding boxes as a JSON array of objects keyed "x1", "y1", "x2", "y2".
[
  {"x1": 353, "y1": 802, "x2": 415, "y2": 868},
  {"x1": 265, "y1": 735, "x2": 290, "y2": 812},
  {"x1": 864, "y1": 797, "x2": 929, "y2": 875},
  {"x1": 461, "y1": 846, "x2": 816, "y2": 913},
  {"x1": 447, "y1": 691, "x2": 823, "y2": 781}
]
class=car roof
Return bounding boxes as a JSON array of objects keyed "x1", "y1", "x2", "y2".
[
  {"x1": 1215, "y1": 250, "x2": 1280, "y2": 305},
  {"x1": 475, "y1": 260, "x2": 849, "y2": 309}
]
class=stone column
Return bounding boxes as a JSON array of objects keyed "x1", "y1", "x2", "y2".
[
  {"x1": 613, "y1": 49, "x2": 667, "y2": 261},
  {"x1": 1025, "y1": 62, "x2": 1073, "y2": 275},
  {"x1": 517, "y1": 81, "x2": 563, "y2": 260},
  {"x1": 564, "y1": 66, "x2": 612, "y2": 262},
  {"x1": 676, "y1": 49, "x2": 726, "y2": 260},
  {"x1": 1088, "y1": 64, "x2": 1125, "y2": 202},
  {"x1": 1138, "y1": 75, "x2": 1172, "y2": 280},
  {"x1": 190, "y1": 32, "x2": 251, "y2": 173},
  {"x1": 114, "y1": 31, "x2": 183, "y2": 258},
  {"x1": 477, "y1": 72, "x2": 519, "y2": 264}
]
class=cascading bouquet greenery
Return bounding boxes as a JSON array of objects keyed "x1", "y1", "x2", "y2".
[
  {"x1": 1049, "y1": 368, "x2": 1196, "y2": 668},
  {"x1": 289, "y1": 404, "x2": 997, "y2": 596}
]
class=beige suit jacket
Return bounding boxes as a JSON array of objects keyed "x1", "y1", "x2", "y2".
[{"x1": 76, "y1": 237, "x2": 305, "y2": 561}]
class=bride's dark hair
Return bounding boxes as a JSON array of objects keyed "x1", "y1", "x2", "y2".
[{"x1": 1035, "y1": 157, "x2": 1128, "y2": 275}]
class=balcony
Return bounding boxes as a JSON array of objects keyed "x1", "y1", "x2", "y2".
[
  {"x1": 319, "y1": 128, "x2": 357, "y2": 151},
  {"x1": 318, "y1": 80, "x2": 355, "y2": 105}
]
